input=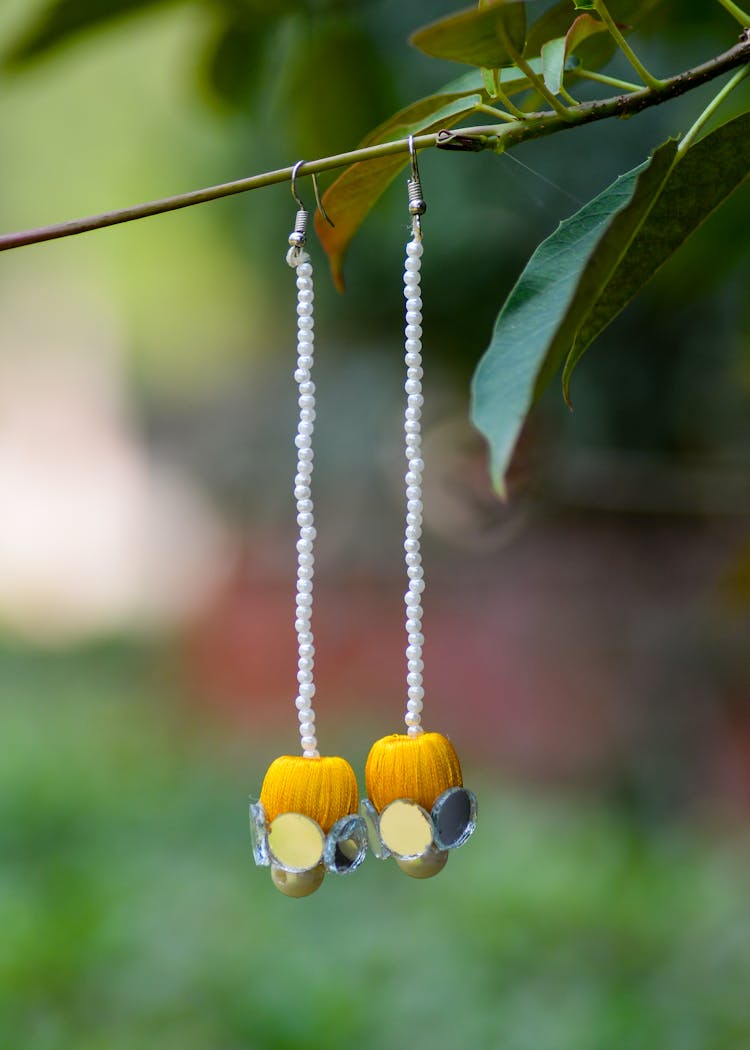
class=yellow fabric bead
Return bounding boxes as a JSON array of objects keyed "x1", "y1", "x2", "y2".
[
  {"x1": 260, "y1": 754, "x2": 358, "y2": 834},
  {"x1": 365, "y1": 732, "x2": 463, "y2": 813}
]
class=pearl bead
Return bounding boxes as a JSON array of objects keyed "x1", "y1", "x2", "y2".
[
  {"x1": 298, "y1": 656, "x2": 314, "y2": 671},
  {"x1": 293, "y1": 369, "x2": 309, "y2": 384},
  {"x1": 404, "y1": 712, "x2": 421, "y2": 727},
  {"x1": 405, "y1": 552, "x2": 421, "y2": 566},
  {"x1": 297, "y1": 669, "x2": 312, "y2": 684},
  {"x1": 301, "y1": 735, "x2": 318, "y2": 751},
  {"x1": 298, "y1": 317, "x2": 314, "y2": 330},
  {"x1": 408, "y1": 578, "x2": 425, "y2": 593},
  {"x1": 298, "y1": 289, "x2": 314, "y2": 303},
  {"x1": 297, "y1": 262, "x2": 312, "y2": 277},
  {"x1": 297, "y1": 539, "x2": 313, "y2": 554},
  {"x1": 297, "y1": 593, "x2": 312, "y2": 608},
  {"x1": 405, "y1": 324, "x2": 422, "y2": 340},
  {"x1": 404, "y1": 538, "x2": 419, "y2": 553},
  {"x1": 297, "y1": 579, "x2": 313, "y2": 594},
  {"x1": 407, "y1": 671, "x2": 423, "y2": 686},
  {"x1": 299, "y1": 682, "x2": 316, "y2": 699},
  {"x1": 408, "y1": 632, "x2": 424, "y2": 646},
  {"x1": 405, "y1": 257, "x2": 421, "y2": 272},
  {"x1": 406, "y1": 240, "x2": 423, "y2": 256},
  {"x1": 271, "y1": 863, "x2": 325, "y2": 898},
  {"x1": 300, "y1": 526, "x2": 316, "y2": 540},
  {"x1": 299, "y1": 644, "x2": 315, "y2": 658},
  {"x1": 297, "y1": 632, "x2": 313, "y2": 646},
  {"x1": 408, "y1": 659, "x2": 424, "y2": 672},
  {"x1": 406, "y1": 298, "x2": 422, "y2": 311},
  {"x1": 406, "y1": 645, "x2": 421, "y2": 660},
  {"x1": 298, "y1": 354, "x2": 313, "y2": 369},
  {"x1": 298, "y1": 447, "x2": 313, "y2": 462},
  {"x1": 299, "y1": 381, "x2": 315, "y2": 395},
  {"x1": 297, "y1": 301, "x2": 313, "y2": 316},
  {"x1": 405, "y1": 591, "x2": 420, "y2": 607}
]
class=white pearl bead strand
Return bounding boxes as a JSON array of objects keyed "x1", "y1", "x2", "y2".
[
  {"x1": 403, "y1": 230, "x2": 426, "y2": 738},
  {"x1": 287, "y1": 246, "x2": 319, "y2": 758}
]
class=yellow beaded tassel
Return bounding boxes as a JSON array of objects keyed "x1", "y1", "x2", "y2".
[
  {"x1": 249, "y1": 168, "x2": 367, "y2": 898},
  {"x1": 360, "y1": 140, "x2": 477, "y2": 880}
]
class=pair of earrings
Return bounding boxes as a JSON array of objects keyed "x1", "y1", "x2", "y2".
[{"x1": 249, "y1": 139, "x2": 477, "y2": 897}]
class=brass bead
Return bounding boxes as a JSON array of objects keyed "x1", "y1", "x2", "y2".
[
  {"x1": 395, "y1": 847, "x2": 449, "y2": 880},
  {"x1": 270, "y1": 862, "x2": 325, "y2": 898}
]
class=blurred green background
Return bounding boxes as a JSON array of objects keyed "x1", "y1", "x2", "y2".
[{"x1": 1, "y1": 1, "x2": 750, "y2": 1047}]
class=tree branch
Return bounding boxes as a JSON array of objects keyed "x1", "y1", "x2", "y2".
[{"x1": 1, "y1": 37, "x2": 749, "y2": 253}]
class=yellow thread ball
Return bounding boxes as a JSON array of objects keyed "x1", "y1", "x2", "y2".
[
  {"x1": 365, "y1": 732, "x2": 462, "y2": 813},
  {"x1": 260, "y1": 754, "x2": 358, "y2": 834},
  {"x1": 270, "y1": 863, "x2": 325, "y2": 898}
]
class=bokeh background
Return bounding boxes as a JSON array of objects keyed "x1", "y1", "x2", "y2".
[{"x1": 1, "y1": 1, "x2": 750, "y2": 1047}]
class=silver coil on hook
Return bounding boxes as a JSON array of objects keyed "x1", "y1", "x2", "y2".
[{"x1": 407, "y1": 136, "x2": 426, "y2": 235}]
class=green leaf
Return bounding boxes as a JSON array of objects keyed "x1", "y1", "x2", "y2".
[
  {"x1": 563, "y1": 112, "x2": 750, "y2": 395},
  {"x1": 541, "y1": 14, "x2": 608, "y2": 93},
  {"x1": 316, "y1": 95, "x2": 482, "y2": 291},
  {"x1": 540, "y1": 38, "x2": 568, "y2": 94},
  {"x1": 410, "y1": 1, "x2": 527, "y2": 69},
  {"x1": 471, "y1": 113, "x2": 750, "y2": 494}
]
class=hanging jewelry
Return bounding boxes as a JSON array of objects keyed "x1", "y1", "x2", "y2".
[
  {"x1": 250, "y1": 163, "x2": 367, "y2": 898},
  {"x1": 362, "y1": 138, "x2": 478, "y2": 879}
]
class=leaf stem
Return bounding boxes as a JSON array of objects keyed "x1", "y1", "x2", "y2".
[
  {"x1": 475, "y1": 102, "x2": 520, "y2": 123},
  {"x1": 716, "y1": 0, "x2": 750, "y2": 24},
  {"x1": 498, "y1": 27, "x2": 577, "y2": 121},
  {"x1": 678, "y1": 63, "x2": 750, "y2": 153},
  {"x1": 575, "y1": 68, "x2": 642, "y2": 92},
  {"x1": 1, "y1": 38, "x2": 749, "y2": 253},
  {"x1": 492, "y1": 85, "x2": 528, "y2": 120},
  {"x1": 559, "y1": 85, "x2": 579, "y2": 105},
  {"x1": 593, "y1": 0, "x2": 665, "y2": 89}
]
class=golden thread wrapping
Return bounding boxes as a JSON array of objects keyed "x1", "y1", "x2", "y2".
[
  {"x1": 365, "y1": 732, "x2": 463, "y2": 813},
  {"x1": 260, "y1": 755, "x2": 358, "y2": 833}
]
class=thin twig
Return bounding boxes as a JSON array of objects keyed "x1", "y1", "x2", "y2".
[{"x1": 1, "y1": 38, "x2": 749, "y2": 253}]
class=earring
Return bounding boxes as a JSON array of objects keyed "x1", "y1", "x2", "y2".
[
  {"x1": 249, "y1": 163, "x2": 367, "y2": 898},
  {"x1": 362, "y1": 138, "x2": 478, "y2": 878}
]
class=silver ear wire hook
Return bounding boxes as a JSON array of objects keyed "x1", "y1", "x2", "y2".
[
  {"x1": 290, "y1": 160, "x2": 306, "y2": 212},
  {"x1": 288, "y1": 161, "x2": 309, "y2": 252},
  {"x1": 407, "y1": 135, "x2": 426, "y2": 236},
  {"x1": 288, "y1": 162, "x2": 334, "y2": 253}
]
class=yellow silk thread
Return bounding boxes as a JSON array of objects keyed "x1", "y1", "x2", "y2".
[
  {"x1": 365, "y1": 732, "x2": 463, "y2": 813},
  {"x1": 260, "y1": 755, "x2": 358, "y2": 834}
]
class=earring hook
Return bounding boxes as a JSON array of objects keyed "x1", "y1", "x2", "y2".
[
  {"x1": 289, "y1": 161, "x2": 334, "y2": 228},
  {"x1": 408, "y1": 135, "x2": 421, "y2": 183},
  {"x1": 407, "y1": 135, "x2": 426, "y2": 235},
  {"x1": 290, "y1": 160, "x2": 306, "y2": 211}
]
